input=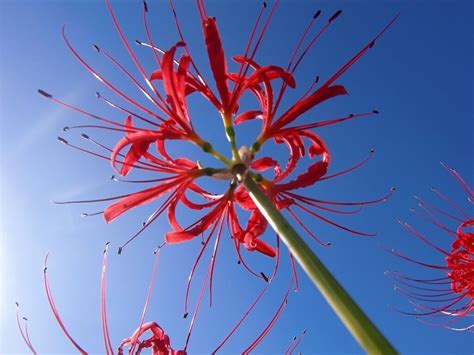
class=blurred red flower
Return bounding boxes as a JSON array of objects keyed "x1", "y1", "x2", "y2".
[
  {"x1": 16, "y1": 245, "x2": 186, "y2": 354},
  {"x1": 389, "y1": 163, "x2": 473, "y2": 332}
]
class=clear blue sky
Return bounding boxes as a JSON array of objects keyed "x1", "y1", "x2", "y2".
[{"x1": 1, "y1": 0, "x2": 472, "y2": 354}]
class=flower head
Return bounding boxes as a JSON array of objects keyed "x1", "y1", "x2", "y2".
[
  {"x1": 40, "y1": 1, "x2": 397, "y2": 349},
  {"x1": 46, "y1": 0, "x2": 395, "y2": 261},
  {"x1": 389, "y1": 163, "x2": 473, "y2": 332},
  {"x1": 15, "y1": 245, "x2": 186, "y2": 355}
]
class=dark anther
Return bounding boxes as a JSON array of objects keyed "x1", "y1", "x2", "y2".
[
  {"x1": 93, "y1": 44, "x2": 100, "y2": 52},
  {"x1": 285, "y1": 299, "x2": 288, "y2": 305},
  {"x1": 315, "y1": 75, "x2": 320, "y2": 83},
  {"x1": 263, "y1": 2, "x2": 267, "y2": 8},
  {"x1": 15, "y1": 302, "x2": 19, "y2": 307},
  {"x1": 57, "y1": 137, "x2": 68, "y2": 144},
  {"x1": 38, "y1": 89, "x2": 52, "y2": 98},
  {"x1": 391, "y1": 186, "x2": 396, "y2": 192},
  {"x1": 118, "y1": 246, "x2": 123, "y2": 255},
  {"x1": 313, "y1": 10, "x2": 321, "y2": 19},
  {"x1": 143, "y1": 1, "x2": 148, "y2": 12},
  {"x1": 183, "y1": 312, "x2": 189, "y2": 319},
  {"x1": 260, "y1": 272, "x2": 269, "y2": 283},
  {"x1": 212, "y1": 16, "x2": 216, "y2": 21},
  {"x1": 303, "y1": 329, "x2": 307, "y2": 334},
  {"x1": 369, "y1": 40, "x2": 375, "y2": 48},
  {"x1": 370, "y1": 148, "x2": 375, "y2": 153},
  {"x1": 111, "y1": 175, "x2": 116, "y2": 180},
  {"x1": 81, "y1": 213, "x2": 88, "y2": 217},
  {"x1": 329, "y1": 10, "x2": 342, "y2": 23},
  {"x1": 135, "y1": 39, "x2": 142, "y2": 45},
  {"x1": 81, "y1": 133, "x2": 90, "y2": 139},
  {"x1": 63, "y1": 126, "x2": 69, "y2": 132},
  {"x1": 43, "y1": 266, "x2": 48, "y2": 273},
  {"x1": 373, "y1": 109, "x2": 379, "y2": 114},
  {"x1": 201, "y1": 241, "x2": 205, "y2": 245},
  {"x1": 237, "y1": 260, "x2": 241, "y2": 264},
  {"x1": 96, "y1": 92, "x2": 101, "y2": 98},
  {"x1": 349, "y1": 114, "x2": 354, "y2": 118},
  {"x1": 293, "y1": 336, "x2": 297, "y2": 341},
  {"x1": 22, "y1": 317, "x2": 28, "y2": 321}
]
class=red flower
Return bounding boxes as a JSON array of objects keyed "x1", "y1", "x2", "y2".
[
  {"x1": 16, "y1": 245, "x2": 186, "y2": 354},
  {"x1": 41, "y1": 1, "x2": 397, "y2": 349},
  {"x1": 46, "y1": 0, "x2": 395, "y2": 257},
  {"x1": 389, "y1": 163, "x2": 473, "y2": 332}
]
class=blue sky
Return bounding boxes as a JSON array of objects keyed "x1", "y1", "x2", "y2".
[{"x1": 1, "y1": 0, "x2": 472, "y2": 354}]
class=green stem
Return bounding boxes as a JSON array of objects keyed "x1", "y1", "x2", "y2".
[{"x1": 243, "y1": 176, "x2": 397, "y2": 354}]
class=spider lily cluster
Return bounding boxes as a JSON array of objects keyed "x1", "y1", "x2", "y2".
[{"x1": 389, "y1": 163, "x2": 473, "y2": 332}]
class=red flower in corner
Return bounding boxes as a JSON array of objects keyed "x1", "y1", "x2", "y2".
[
  {"x1": 389, "y1": 163, "x2": 473, "y2": 332},
  {"x1": 16, "y1": 245, "x2": 186, "y2": 355}
]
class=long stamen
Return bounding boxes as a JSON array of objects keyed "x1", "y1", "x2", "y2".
[
  {"x1": 96, "y1": 91, "x2": 160, "y2": 128},
  {"x1": 93, "y1": 44, "x2": 169, "y2": 117},
  {"x1": 398, "y1": 220, "x2": 449, "y2": 256},
  {"x1": 100, "y1": 243, "x2": 114, "y2": 355},
  {"x1": 243, "y1": 276, "x2": 293, "y2": 354},
  {"x1": 142, "y1": 1, "x2": 162, "y2": 68},
  {"x1": 130, "y1": 246, "x2": 162, "y2": 354},
  {"x1": 209, "y1": 214, "x2": 226, "y2": 307},
  {"x1": 212, "y1": 284, "x2": 270, "y2": 354},
  {"x1": 38, "y1": 90, "x2": 130, "y2": 129},
  {"x1": 286, "y1": 206, "x2": 330, "y2": 247},
  {"x1": 169, "y1": 0, "x2": 210, "y2": 87},
  {"x1": 183, "y1": 254, "x2": 212, "y2": 351},
  {"x1": 431, "y1": 186, "x2": 471, "y2": 219},
  {"x1": 61, "y1": 27, "x2": 166, "y2": 121},
  {"x1": 295, "y1": 202, "x2": 376, "y2": 237},
  {"x1": 441, "y1": 162, "x2": 474, "y2": 201},
  {"x1": 105, "y1": 0, "x2": 170, "y2": 109},
  {"x1": 43, "y1": 254, "x2": 87, "y2": 354},
  {"x1": 15, "y1": 303, "x2": 38, "y2": 354},
  {"x1": 184, "y1": 220, "x2": 220, "y2": 316}
]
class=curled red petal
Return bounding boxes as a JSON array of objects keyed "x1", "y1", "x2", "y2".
[
  {"x1": 271, "y1": 84, "x2": 347, "y2": 133},
  {"x1": 276, "y1": 160, "x2": 328, "y2": 191},
  {"x1": 253, "y1": 239, "x2": 277, "y2": 258},
  {"x1": 111, "y1": 130, "x2": 162, "y2": 174},
  {"x1": 104, "y1": 177, "x2": 187, "y2": 222},
  {"x1": 251, "y1": 157, "x2": 280, "y2": 172},
  {"x1": 234, "y1": 110, "x2": 263, "y2": 125},
  {"x1": 203, "y1": 17, "x2": 230, "y2": 111}
]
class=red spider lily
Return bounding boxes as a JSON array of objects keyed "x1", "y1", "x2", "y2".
[
  {"x1": 40, "y1": 0, "x2": 397, "y2": 349},
  {"x1": 18, "y1": 245, "x2": 187, "y2": 355},
  {"x1": 16, "y1": 243, "x2": 299, "y2": 354},
  {"x1": 45, "y1": 0, "x2": 395, "y2": 262},
  {"x1": 389, "y1": 163, "x2": 473, "y2": 332},
  {"x1": 16, "y1": 245, "x2": 186, "y2": 354}
]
